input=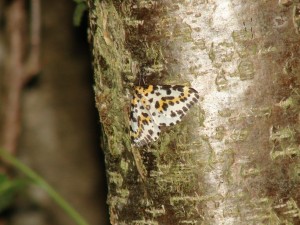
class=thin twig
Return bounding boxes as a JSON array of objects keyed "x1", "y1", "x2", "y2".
[
  {"x1": 2, "y1": 0, "x2": 41, "y2": 153},
  {"x1": 3, "y1": 0, "x2": 26, "y2": 153}
]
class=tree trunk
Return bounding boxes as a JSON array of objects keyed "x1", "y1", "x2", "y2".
[{"x1": 88, "y1": 0, "x2": 300, "y2": 224}]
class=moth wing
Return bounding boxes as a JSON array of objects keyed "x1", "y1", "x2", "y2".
[
  {"x1": 130, "y1": 94, "x2": 161, "y2": 147},
  {"x1": 145, "y1": 85, "x2": 199, "y2": 126}
]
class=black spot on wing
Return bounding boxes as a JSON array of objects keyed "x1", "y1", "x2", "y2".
[
  {"x1": 131, "y1": 136, "x2": 135, "y2": 141},
  {"x1": 172, "y1": 85, "x2": 184, "y2": 92},
  {"x1": 152, "y1": 85, "x2": 159, "y2": 91},
  {"x1": 170, "y1": 111, "x2": 176, "y2": 117},
  {"x1": 177, "y1": 109, "x2": 184, "y2": 115},
  {"x1": 162, "y1": 103, "x2": 168, "y2": 111},
  {"x1": 180, "y1": 97, "x2": 187, "y2": 102},
  {"x1": 188, "y1": 88, "x2": 198, "y2": 94},
  {"x1": 155, "y1": 101, "x2": 160, "y2": 109},
  {"x1": 142, "y1": 112, "x2": 148, "y2": 117},
  {"x1": 161, "y1": 96, "x2": 175, "y2": 101},
  {"x1": 141, "y1": 118, "x2": 149, "y2": 125},
  {"x1": 136, "y1": 92, "x2": 143, "y2": 99},
  {"x1": 159, "y1": 85, "x2": 172, "y2": 95},
  {"x1": 130, "y1": 111, "x2": 137, "y2": 122}
]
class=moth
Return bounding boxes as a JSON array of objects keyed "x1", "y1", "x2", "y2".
[{"x1": 130, "y1": 85, "x2": 199, "y2": 147}]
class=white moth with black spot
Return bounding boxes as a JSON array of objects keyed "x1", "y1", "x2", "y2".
[{"x1": 130, "y1": 85, "x2": 199, "y2": 147}]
